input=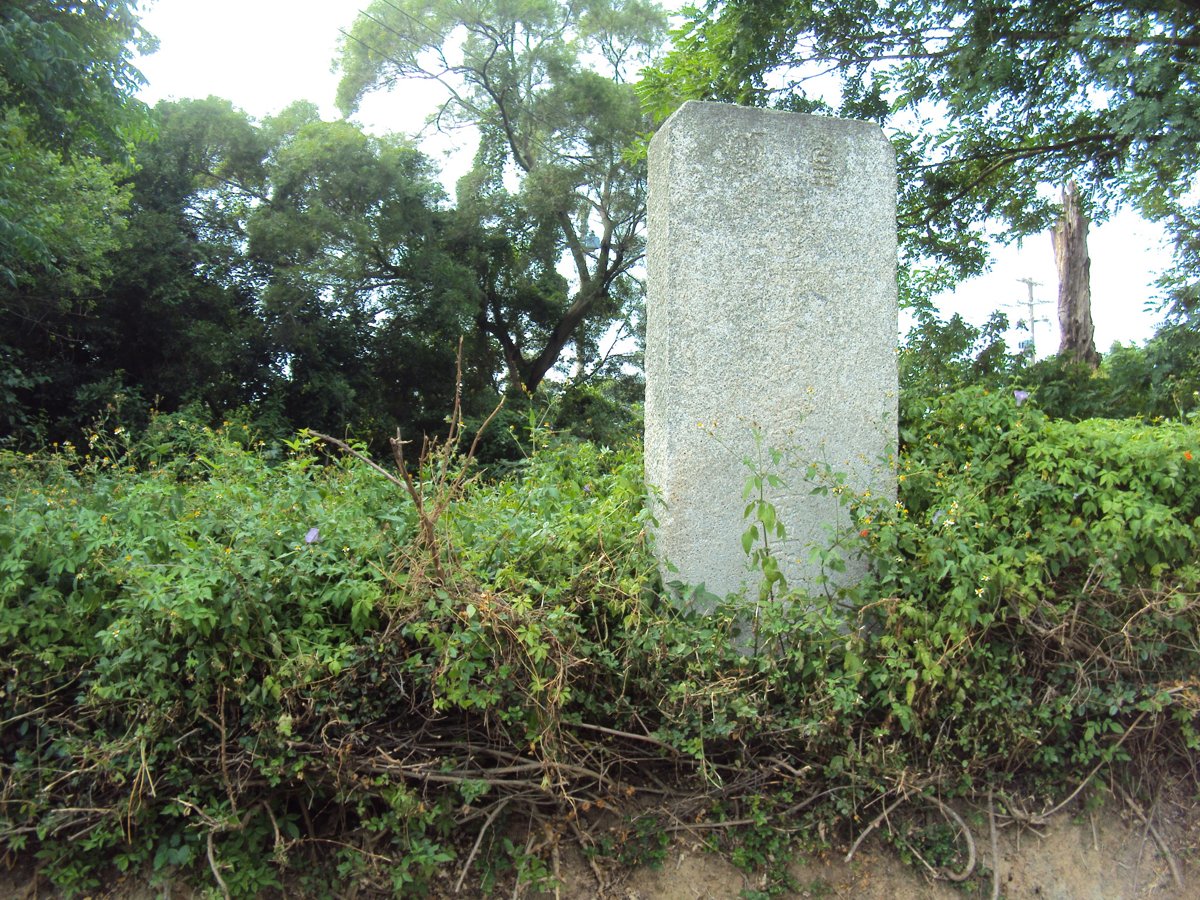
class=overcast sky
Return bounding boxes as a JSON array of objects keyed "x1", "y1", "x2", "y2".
[
  {"x1": 134, "y1": 0, "x2": 1171, "y2": 354},
  {"x1": 136, "y1": 0, "x2": 356, "y2": 120}
]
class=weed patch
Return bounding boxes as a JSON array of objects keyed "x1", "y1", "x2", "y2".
[{"x1": 1, "y1": 388, "x2": 1198, "y2": 895}]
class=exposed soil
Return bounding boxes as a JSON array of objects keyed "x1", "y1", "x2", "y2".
[
  {"x1": 535, "y1": 785, "x2": 1198, "y2": 900},
  {"x1": 4, "y1": 788, "x2": 1196, "y2": 899},
  {"x1": 587, "y1": 801, "x2": 1194, "y2": 900}
]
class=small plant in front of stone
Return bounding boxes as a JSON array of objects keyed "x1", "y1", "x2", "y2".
[{"x1": 704, "y1": 422, "x2": 867, "y2": 654}]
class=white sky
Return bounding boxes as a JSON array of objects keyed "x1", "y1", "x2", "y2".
[
  {"x1": 134, "y1": 0, "x2": 1172, "y2": 355},
  {"x1": 136, "y1": 0, "x2": 357, "y2": 121}
]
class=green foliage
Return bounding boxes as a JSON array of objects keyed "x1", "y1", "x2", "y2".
[
  {"x1": 4, "y1": 0, "x2": 666, "y2": 450},
  {"x1": 1019, "y1": 334, "x2": 1200, "y2": 422},
  {"x1": 900, "y1": 305, "x2": 1200, "y2": 425},
  {"x1": 0, "y1": 0, "x2": 158, "y2": 445},
  {"x1": 548, "y1": 377, "x2": 645, "y2": 448},
  {"x1": 0, "y1": 111, "x2": 131, "y2": 293},
  {"x1": 0, "y1": 419, "x2": 657, "y2": 894},
  {"x1": 2, "y1": 95, "x2": 504, "y2": 449},
  {"x1": 0, "y1": 0, "x2": 152, "y2": 288},
  {"x1": 339, "y1": 0, "x2": 665, "y2": 393},
  {"x1": 0, "y1": 111, "x2": 135, "y2": 445},
  {"x1": 875, "y1": 388, "x2": 1200, "y2": 775},
  {"x1": 3, "y1": 387, "x2": 1199, "y2": 894},
  {"x1": 2, "y1": 97, "x2": 278, "y2": 447},
  {"x1": 641, "y1": 0, "x2": 1200, "y2": 304},
  {"x1": 899, "y1": 308, "x2": 1022, "y2": 401},
  {"x1": 0, "y1": 1, "x2": 152, "y2": 156},
  {"x1": 0, "y1": 419, "x2": 414, "y2": 894}
]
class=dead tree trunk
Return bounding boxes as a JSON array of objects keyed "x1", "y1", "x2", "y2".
[{"x1": 1052, "y1": 181, "x2": 1101, "y2": 368}]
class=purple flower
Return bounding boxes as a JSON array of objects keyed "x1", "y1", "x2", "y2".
[
  {"x1": 304, "y1": 527, "x2": 320, "y2": 544},
  {"x1": 1013, "y1": 390, "x2": 1030, "y2": 407}
]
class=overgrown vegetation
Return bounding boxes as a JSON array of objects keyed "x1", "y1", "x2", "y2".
[
  {"x1": 901, "y1": 307, "x2": 1200, "y2": 422},
  {"x1": 1, "y1": 0, "x2": 659, "y2": 452},
  {"x1": 3, "y1": 2, "x2": 1200, "y2": 896},
  {"x1": 2, "y1": 375, "x2": 1197, "y2": 895}
]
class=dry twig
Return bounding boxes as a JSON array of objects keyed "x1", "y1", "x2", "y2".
[
  {"x1": 988, "y1": 789, "x2": 1001, "y2": 900},
  {"x1": 1117, "y1": 784, "x2": 1184, "y2": 889},
  {"x1": 455, "y1": 797, "x2": 512, "y2": 894},
  {"x1": 845, "y1": 793, "x2": 907, "y2": 863}
]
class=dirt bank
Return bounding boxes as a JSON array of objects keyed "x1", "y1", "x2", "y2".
[{"x1": 4, "y1": 789, "x2": 1195, "y2": 898}]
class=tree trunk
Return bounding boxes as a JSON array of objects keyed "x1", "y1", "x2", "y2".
[{"x1": 1052, "y1": 181, "x2": 1101, "y2": 367}]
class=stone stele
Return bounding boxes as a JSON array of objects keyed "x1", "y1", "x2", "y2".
[{"x1": 645, "y1": 101, "x2": 898, "y2": 604}]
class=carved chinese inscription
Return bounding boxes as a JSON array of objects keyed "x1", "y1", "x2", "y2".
[{"x1": 810, "y1": 140, "x2": 838, "y2": 187}]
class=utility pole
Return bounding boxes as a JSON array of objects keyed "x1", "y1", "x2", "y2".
[{"x1": 1009, "y1": 278, "x2": 1052, "y2": 357}]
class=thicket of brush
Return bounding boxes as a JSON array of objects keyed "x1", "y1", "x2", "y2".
[{"x1": 2, "y1": 384, "x2": 1198, "y2": 896}]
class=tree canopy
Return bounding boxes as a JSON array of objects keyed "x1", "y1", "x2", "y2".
[
  {"x1": 2, "y1": 0, "x2": 667, "y2": 448},
  {"x1": 43, "y1": 96, "x2": 494, "y2": 442},
  {"x1": 0, "y1": 0, "x2": 152, "y2": 154},
  {"x1": 338, "y1": 0, "x2": 667, "y2": 392},
  {"x1": 5, "y1": 0, "x2": 1198, "y2": 451},
  {"x1": 0, "y1": 0, "x2": 152, "y2": 285},
  {"x1": 641, "y1": 0, "x2": 1200, "y2": 312},
  {"x1": 1, "y1": 1, "x2": 155, "y2": 436}
]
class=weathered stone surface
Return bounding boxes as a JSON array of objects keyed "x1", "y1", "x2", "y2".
[{"x1": 645, "y1": 101, "x2": 897, "y2": 603}]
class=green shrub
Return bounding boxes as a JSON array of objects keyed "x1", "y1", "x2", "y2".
[
  {"x1": 856, "y1": 387, "x2": 1200, "y2": 780},
  {"x1": 899, "y1": 308, "x2": 1021, "y2": 401},
  {"x1": 2, "y1": 391, "x2": 1198, "y2": 896},
  {"x1": 0, "y1": 419, "x2": 659, "y2": 895},
  {"x1": 1019, "y1": 335, "x2": 1200, "y2": 422},
  {"x1": 900, "y1": 309, "x2": 1200, "y2": 423},
  {"x1": 1, "y1": 421, "x2": 413, "y2": 894}
]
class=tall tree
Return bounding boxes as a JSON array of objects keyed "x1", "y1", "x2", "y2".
[
  {"x1": 0, "y1": 0, "x2": 152, "y2": 284},
  {"x1": 129, "y1": 98, "x2": 493, "y2": 440},
  {"x1": 5, "y1": 93, "x2": 497, "y2": 445},
  {"x1": 1053, "y1": 181, "x2": 1100, "y2": 368},
  {"x1": 640, "y1": 1, "x2": 1200, "y2": 310},
  {"x1": 0, "y1": 0, "x2": 153, "y2": 441},
  {"x1": 0, "y1": 114, "x2": 135, "y2": 441},
  {"x1": 79, "y1": 98, "x2": 276, "y2": 421},
  {"x1": 337, "y1": 0, "x2": 666, "y2": 393},
  {"x1": 248, "y1": 101, "x2": 492, "y2": 434}
]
